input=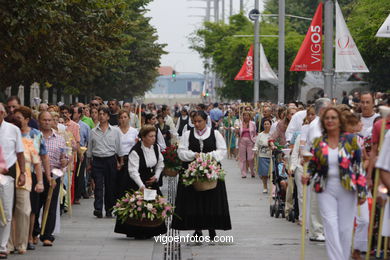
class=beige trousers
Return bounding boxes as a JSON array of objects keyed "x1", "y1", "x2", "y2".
[
  {"x1": 284, "y1": 175, "x2": 294, "y2": 215},
  {"x1": 8, "y1": 188, "x2": 31, "y2": 251}
]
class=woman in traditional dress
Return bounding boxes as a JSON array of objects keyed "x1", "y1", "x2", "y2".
[
  {"x1": 114, "y1": 125, "x2": 167, "y2": 239},
  {"x1": 172, "y1": 110, "x2": 231, "y2": 240},
  {"x1": 156, "y1": 114, "x2": 171, "y2": 147},
  {"x1": 144, "y1": 113, "x2": 166, "y2": 151}
]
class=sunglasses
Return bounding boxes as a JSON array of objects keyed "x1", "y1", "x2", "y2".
[{"x1": 90, "y1": 103, "x2": 99, "y2": 106}]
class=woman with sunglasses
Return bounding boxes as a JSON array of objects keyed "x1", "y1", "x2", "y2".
[{"x1": 302, "y1": 107, "x2": 367, "y2": 260}]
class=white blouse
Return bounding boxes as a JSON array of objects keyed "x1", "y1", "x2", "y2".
[
  {"x1": 128, "y1": 143, "x2": 164, "y2": 189},
  {"x1": 178, "y1": 127, "x2": 227, "y2": 162},
  {"x1": 376, "y1": 131, "x2": 390, "y2": 172},
  {"x1": 118, "y1": 127, "x2": 139, "y2": 157}
]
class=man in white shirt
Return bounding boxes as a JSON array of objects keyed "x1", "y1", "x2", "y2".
[
  {"x1": 353, "y1": 92, "x2": 379, "y2": 257},
  {"x1": 0, "y1": 103, "x2": 26, "y2": 257},
  {"x1": 359, "y1": 92, "x2": 380, "y2": 138},
  {"x1": 377, "y1": 131, "x2": 390, "y2": 190},
  {"x1": 306, "y1": 98, "x2": 331, "y2": 242},
  {"x1": 285, "y1": 110, "x2": 307, "y2": 143}
]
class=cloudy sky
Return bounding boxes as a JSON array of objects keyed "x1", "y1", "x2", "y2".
[{"x1": 147, "y1": 0, "x2": 264, "y2": 74}]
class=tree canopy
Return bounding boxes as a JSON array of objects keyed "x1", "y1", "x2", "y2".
[
  {"x1": 0, "y1": 0, "x2": 165, "y2": 100},
  {"x1": 191, "y1": 0, "x2": 389, "y2": 102}
]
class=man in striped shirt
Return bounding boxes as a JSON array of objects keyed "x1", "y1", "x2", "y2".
[{"x1": 35, "y1": 111, "x2": 69, "y2": 247}]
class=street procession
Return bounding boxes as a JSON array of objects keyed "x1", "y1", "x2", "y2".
[{"x1": 0, "y1": 0, "x2": 389, "y2": 260}]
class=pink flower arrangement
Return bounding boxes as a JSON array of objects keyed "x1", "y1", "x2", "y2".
[
  {"x1": 113, "y1": 190, "x2": 174, "y2": 224},
  {"x1": 182, "y1": 153, "x2": 226, "y2": 186}
]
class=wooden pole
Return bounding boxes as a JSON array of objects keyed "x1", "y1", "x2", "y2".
[
  {"x1": 366, "y1": 114, "x2": 388, "y2": 260},
  {"x1": 138, "y1": 102, "x2": 142, "y2": 129},
  {"x1": 300, "y1": 152, "x2": 312, "y2": 260},
  {"x1": 41, "y1": 179, "x2": 55, "y2": 235},
  {"x1": 376, "y1": 205, "x2": 386, "y2": 258},
  {"x1": 0, "y1": 197, "x2": 7, "y2": 226},
  {"x1": 67, "y1": 164, "x2": 72, "y2": 217}
]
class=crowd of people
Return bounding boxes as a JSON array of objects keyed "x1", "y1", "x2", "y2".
[{"x1": 0, "y1": 91, "x2": 389, "y2": 260}]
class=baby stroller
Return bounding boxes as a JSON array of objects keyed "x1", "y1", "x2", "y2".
[{"x1": 270, "y1": 149, "x2": 288, "y2": 218}]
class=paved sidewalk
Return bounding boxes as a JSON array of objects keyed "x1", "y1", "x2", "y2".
[
  {"x1": 185, "y1": 158, "x2": 328, "y2": 260},
  {"x1": 11, "y1": 158, "x2": 328, "y2": 260}
]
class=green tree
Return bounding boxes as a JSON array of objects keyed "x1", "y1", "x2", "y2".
[
  {"x1": 0, "y1": 0, "x2": 165, "y2": 100},
  {"x1": 190, "y1": 14, "x2": 304, "y2": 102},
  {"x1": 346, "y1": 0, "x2": 390, "y2": 91}
]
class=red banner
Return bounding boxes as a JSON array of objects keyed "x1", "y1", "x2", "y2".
[
  {"x1": 235, "y1": 45, "x2": 254, "y2": 80},
  {"x1": 290, "y1": 3, "x2": 323, "y2": 71}
]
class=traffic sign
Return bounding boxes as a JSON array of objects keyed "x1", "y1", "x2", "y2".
[{"x1": 249, "y1": 9, "x2": 260, "y2": 21}]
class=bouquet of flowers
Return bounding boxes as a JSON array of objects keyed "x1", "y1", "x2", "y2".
[
  {"x1": 113, "y1": 190, "x2": 174, "y2": 225},
  {"x1": 162, "y1": 145, "x2": 182, "y2": 176},
  {"x1": 182, "y1": 153, "x2": 226, "y2": 191}
]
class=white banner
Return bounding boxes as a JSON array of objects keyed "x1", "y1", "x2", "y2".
[
  {"x1": 260, "y1": 44, "x2": 278, "y2": 84},
  {"x1": 376, "y1": 14, "x2": 390, "y2": 38},
  {"x1": 335, "y1": 1, "x2": 369, "y2": 73}
]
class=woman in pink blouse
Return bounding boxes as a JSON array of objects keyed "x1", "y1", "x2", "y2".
[{"x1": 237, "y1": 111, "x2": 257, "y2": 178}]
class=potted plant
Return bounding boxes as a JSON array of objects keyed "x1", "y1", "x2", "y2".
[
  {"x1": 113, "y1": 190, "x2": 174, "y2": 227},
  {"x1": 161, "y1": 144, "x2": 182, "y2": 177},
  {"x1": 182, "y1": 153, "x2": 226, "y2": 191}
]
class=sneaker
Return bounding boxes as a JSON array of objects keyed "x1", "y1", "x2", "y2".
[
  {"x1": 106, "y1": 211, "x2": 113, "y2": 218},
  {"x1": 309, "y1": 234, "x2": 325, "y2": 242},
  {"x1": 263, "y1": 189, "x2": 268, "y2": 194},
  {"x1": 93, "y1": 210, "x2": 103, "y2": 218}
]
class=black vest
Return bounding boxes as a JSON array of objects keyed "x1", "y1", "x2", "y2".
[
  {"x1": 130, "y1": 142, "x2": 160, "y2": 184},
  {"x1": 182, "y1": 128, "x2": 216, "y2": 170},
  {"x1": 188, "y1": 128, "x2": 217, "y2": 153},
  {"x1": 178, "y1": 116, "x2": 189, "y2": 136}
]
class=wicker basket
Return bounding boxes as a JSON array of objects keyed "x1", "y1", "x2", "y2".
[
  {"x1": 126, "y1": 217, "x2": 164, "y2": 227},
  {"x1": 193, "y1": 180, "x2": 217, "y2": 191},
  {"x1": 164, "y1": 168, "x2": 178, "y2": 177}
]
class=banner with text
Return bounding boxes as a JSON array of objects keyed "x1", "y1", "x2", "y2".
[
  {"x1": 235, "y1": 45, "x2": 254, "y2": 80},
  {"x1": 290, "y1": 3, "x2": 323, "y2": 71}
]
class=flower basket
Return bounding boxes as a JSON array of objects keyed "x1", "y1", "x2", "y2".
[
  {"x1": 164, "y1": 168, "x2": 178, "y2": 177},
  {"x1": 162, "y1": 145, "x2": 182, "y2": 173},
  {"x1": 126, "y1": 217, "x2": 164, "y2": 227},
  {"x1": 193, "y1": 180, "x2": 217, "y2": 191},
  {"x1": 182, "y1": 153, "x2": 225, "y2": 189},
  {"x1": 113, "y1": 190, "x2": 174, "y2": 225}
]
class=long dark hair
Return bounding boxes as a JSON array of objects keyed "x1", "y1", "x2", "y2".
[{"x1": 194, "y1": 110, "x2": 208, "y2": 121}]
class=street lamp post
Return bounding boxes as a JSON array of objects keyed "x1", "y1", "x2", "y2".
[
  {"x1": 278, "y1": 0, "x2": 285, "y2": 104},
  {"x1": 324, "y1": 0, "x2": 334, "y2": 98},
  {"x1": 253, "y1": 0, "x2": 260, "y2": 104}
]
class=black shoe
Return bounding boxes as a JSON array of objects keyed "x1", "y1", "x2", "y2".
[
  {"x1": 105, "y1": 211, "x2": 113, "y2": 218},
  {"x1": 93, "y1": 210, "x2": 103, "y2": 218},
  {"x1": 192, "y1": 230, "x2": 203, "y2": 237},
  {"x1": 27, "y1": 243, "x2": 35, "y2": 250},
  {"x1": 209, "y1": 230, "x2": 216, "y2": 241}
]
